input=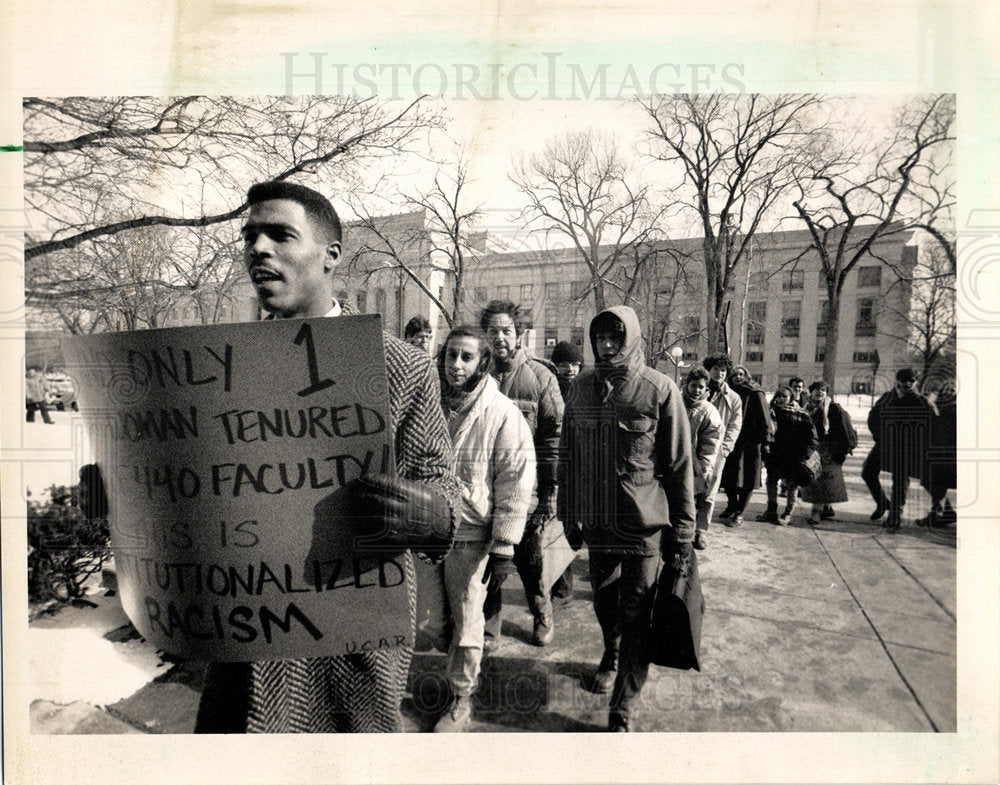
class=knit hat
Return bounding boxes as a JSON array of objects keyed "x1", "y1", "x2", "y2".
[{"x1": 551, "y1": 340, "x2": 583, "y2": 365}]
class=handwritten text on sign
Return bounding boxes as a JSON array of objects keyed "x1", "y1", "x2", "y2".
[{"x1": 62, "y1": 315, "x2": 409, "y2": 661}]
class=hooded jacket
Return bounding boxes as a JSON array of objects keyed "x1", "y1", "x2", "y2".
[{"x1": 558, "y1": 306, "x2": 696, "y2": 552}]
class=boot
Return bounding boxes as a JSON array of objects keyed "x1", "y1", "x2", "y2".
[
  {"x1": 433, "y1": 695, "x2": 473, "y2": 732},
  {"x1": 591, "y1": 647, "x2": 618, "y2": 694}
]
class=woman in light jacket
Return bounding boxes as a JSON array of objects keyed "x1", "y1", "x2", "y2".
[
  {"x1": 427, "y1": 325, "x2": 536, "y2": 732},
  {"x1": 682, "y1": 367, "x2": 723, "y2": 550}
]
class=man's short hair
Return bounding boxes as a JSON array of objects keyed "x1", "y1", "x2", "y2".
[
  {"x1": 789, "y1": 376, "x2": 805, "y2": 386},
  {"x1": 480, "y1": 300, "x2": 529, "y2": 335},
  {"x1": 808, "y1": 380, "x2": 829, "y2": 393},
  {"x1": 247, "y1": 181, "x2": 343, "y2": 244},
  {"x1": 895, "y1": 367, "x2": 918, "y2": 382},
  {"x1": 684, "y1": 366, "x2": 711, "y2": 386},
  {"x1": 703, "y1": 354, "x2": 733, "y2": 373},
  {"x1": 404, "y1": 315, "x2": 432, "y2": 339}
]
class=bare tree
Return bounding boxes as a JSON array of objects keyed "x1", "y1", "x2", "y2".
[
  {"x1": 510, "y1": 130, "x2": 665, "y2": 314},
  {"x1": 882, "y1": 244, "x2": 956, "y2": 384},
  {"x1": 23, "y1": 95, "x2": 439, "y2": 262},
  {"x1": 790, "y1": 94, "x2": 956, "y2": 384},
  {"x1": 346, "y1": 153, "x2": 485, "y2": 329},
  {"x1": 641, "y1": 94, "x2": 825, "y2": 353}
]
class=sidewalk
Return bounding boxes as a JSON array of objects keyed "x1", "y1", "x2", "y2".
[{"x1": 28, "y1": 422, "x2": 956, "y2": 734}]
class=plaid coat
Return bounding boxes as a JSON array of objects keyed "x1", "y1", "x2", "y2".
[{"x1": 195, "y1": 305, "x2": 460, "y2": 733}]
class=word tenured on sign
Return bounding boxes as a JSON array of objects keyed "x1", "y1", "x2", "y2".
[{"x1": 63, "y1": 315, "x2": 410, "y2": 661}]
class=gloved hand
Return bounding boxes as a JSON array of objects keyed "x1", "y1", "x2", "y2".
[
  {"x1": 481, "y1": 552, "x2": 512, "y2": 584},
  {"x1": 563, "y1": 520, "x2": 584, "y2": 551},
  {"x1": 664, "y1": 541, "x2": 694, "y2": 572},
  {"x1": 346, "y1": 473, "x2": 454, "y2": 556}
]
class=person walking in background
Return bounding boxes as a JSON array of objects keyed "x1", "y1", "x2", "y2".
[
  {"x1": 548, "y1": 339, "x2": 585, "y2": 600},
  {"x1": 788, "y1": 377, "x2": 808, "y2": 408},
  {"x1": 426, "y1": 325, "x2": 535, "y2": 732},
  {"x1": 559, "y1": 306, "x2": 695, "y2": 732},
  {"x1": 404, "y1": 315, "x2": 433, "y2": 353},
  {"x1": 801, "y1": 381, "x2": 856, "y2": 524},
  {"x1": 25, "y1": 368, "x2": 54, "y2": 424},
  {"x1": 480, "y1": 300, "x2": 564, "y2": 648},
  {"x1": 720, "y1": 365, "x2": 773, "y2": 528},
  {"x1": 757, "y1": 385, "x2": 818, "y2": 526},
  {"x1": 917, "y1": 380, "x2": 957, "y2": 528},
  {"x1": 682, "y1": 367, "x2": 723, "y2": 551},
  {"x1": 702, "y1": 354, "x2": 743, "y2": 544},
  {"x1": 861, "y1": 368, "x2": 937, "y2": 530}
]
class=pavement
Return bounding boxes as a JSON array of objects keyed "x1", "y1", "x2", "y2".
[{"x1": 24, "y1": 399, "x2": 957, "y2": 735}]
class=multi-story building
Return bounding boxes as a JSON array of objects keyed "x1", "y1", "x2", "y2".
[{"x1": 26, "y1": 212, "x2": 920, "y2": 397}]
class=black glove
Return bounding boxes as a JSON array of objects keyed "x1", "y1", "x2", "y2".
[
  {"x1": 481, "y1": 552, "x2": 512, "y2": 584},
  {"x1": 347, "y1": 473, "x2": 454, "y2": 557},
  {"x1": 563, "y1": 520, "x2": 584, "y2": 551}
]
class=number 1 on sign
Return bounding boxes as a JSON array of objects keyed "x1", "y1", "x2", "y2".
[{"x1": 293, "y1": 323, "x2": 335, "y2": 397}]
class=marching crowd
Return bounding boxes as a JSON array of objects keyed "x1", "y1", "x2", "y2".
[{"x1": 68, "y1": 181, "x2": 956, "y2": 735}]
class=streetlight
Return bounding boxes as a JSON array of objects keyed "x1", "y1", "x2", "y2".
[{"x1": 670, "y1": 345, "x2": 684, "y2": 384}]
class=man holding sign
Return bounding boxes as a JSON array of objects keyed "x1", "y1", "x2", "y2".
[{"x1": 193, "y1": 182, "x2": 461, "y2": 732}]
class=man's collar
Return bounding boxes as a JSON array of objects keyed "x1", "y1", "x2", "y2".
[{"x1": 264, "y1": 299, "x2": 341, "y2": 320}]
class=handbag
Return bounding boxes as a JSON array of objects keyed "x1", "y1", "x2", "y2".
[
  {"x1": 645, "y1": 549, "x2": 704, "y2": 671},
  {"x1": 796, "y1": 447, "x2": 822, "y2": 485}
]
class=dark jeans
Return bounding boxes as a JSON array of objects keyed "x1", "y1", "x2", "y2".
[
  {"x1": 861, "y1": 444, "x2": 910, "y2": 512},
  {"x1": 483, "y1": 524, "x2": 548, "y2": 639},
  {"x1": 26, "y1": 400, "x2": 53, "y2": 424},
  {"x1": 588, "y1": 549, "x2": 659, "y2": 721}
]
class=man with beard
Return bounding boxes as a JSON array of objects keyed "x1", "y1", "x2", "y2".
[
  {"x1": 699, "y1": 354, "x2": 743, "y2": 548},
  {"x1": 559, "y1": 306, "x2": 696, "y2": 732},
  {"x1": 194, "y1": 181, "x2": 461, "y2": 733},
  {"x1": 479, "y1": 300, "x2": 564, "y2": 648}
]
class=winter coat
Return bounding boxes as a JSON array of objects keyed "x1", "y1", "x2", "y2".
[
  {"x1": 721, "y1": 377, "x2": 773, "y2": 490},
  {"x1": 685, "y1": 397, "x2": 723, "y2": 495},
  {"x1": 492, "y1": 347, "x2": 563, "y2": 507},
  {"x1": 868, "y1": 388, "x2": 936, "y2": 479},
  {"x1": 708, "y1": 382, "x2": 743, "y2": 461},
  {"x1": 765, "y1": 403, "x2": 819, "y2": 481},
  {"x1": 446, "y1": 374, "x2": 536, "y2": 557},
  {"x1": 811, "y1": 400, "x2": 856, "y2": 464},
  {"x1": 923, "y1": 396, "x2": 956, "y2": 492},
  {"x1": 196, "y1": 303, "x2": 461, "y2": 734},
  {"x1": 558, "y1": 306, "x2": 696, "y2": 554}
]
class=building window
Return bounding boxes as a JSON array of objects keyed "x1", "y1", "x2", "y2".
[
  {"x1": 816, "y1": 300, "x2": 830, "y2": 336},
  {"x1": 747, "y1": 301, "x2": 766, "y2": 345},
  {"x1": 521, "y1": 307, "x2": 533, "y2": 329},
  {"x1": 544, "y1": 327, "x2": 559, "y2": 353},
  {"x1": 856, "y1": 297, "x2": 877, "y2": 336},
  {"x1": 751, "y1": 373, "x2": 763, "y2": 386},
  {"x1": 781, "y1": 301, "x2": 801, "y2": 338},
  {"x1": 748, "y1": 271, "x2": 768, "y2": 292},
  {"x1": 356, "y1": 291, "x2": 367, "y2": 312},
  {"x1": 815, "y1": 350, "x2": 825, "y2": 362},
  {"x1": 474, "y1": 287, "x2": 487, "y2": 303},
  {"x1": 779, "y1": 352, "x2": 798, "y2": 362},
  {"x1": 571, "y1": 279, "x2": 589, "y2": 299},
  {"x1": 496, "y1": 285, "x2": 510, "y2": 300},
  {"x1": 745, "y1": 351, "x2": 764, "y2": 362},
  {"x1": 853, "y1": 350, "x2": 878, "y2": 363},
  {"x1": 376, "y1": 288, "x2": 387, "y2": 314},
  {"x1": 544, "y1": 304, "x2": 559, "y2": 325},
  {"x1": 852, "y1": 380, "x2": 872, "y2": 395},
  {"x1": 857, "y1": 266, "x2": 881, "y2": 288},
  {"x1": 571, "y1": 326, "x2": 584, "y2": 346},
  {"x1": 520, "y1": 283, "x2": 534, "y2": 302},
  {"x1": 682, "y1": 351, "x2": 699, "y2": 362},
  {"x1": 544, "y1": 282, "x2": 561, "y2": 301},
  {"x1": 782, "y1": 270, "x2": 804, "y2": 291}
]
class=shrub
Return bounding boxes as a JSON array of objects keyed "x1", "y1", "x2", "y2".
[{"x1": 27, "y1": 483, "x2": 110, "y2": 603}]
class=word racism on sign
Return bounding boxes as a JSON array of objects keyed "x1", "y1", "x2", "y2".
[{"x1": 62, "y1": 315, "x2": 410, "y2": 661}]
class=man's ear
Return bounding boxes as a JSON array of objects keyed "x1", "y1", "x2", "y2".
[{"x1": 324, "y1": 241, "x2": 342, "y2": 273}]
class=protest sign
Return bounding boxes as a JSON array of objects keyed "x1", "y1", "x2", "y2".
[{"x1": 61, "y1": 315, "x2": 411, "y2": 661}]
